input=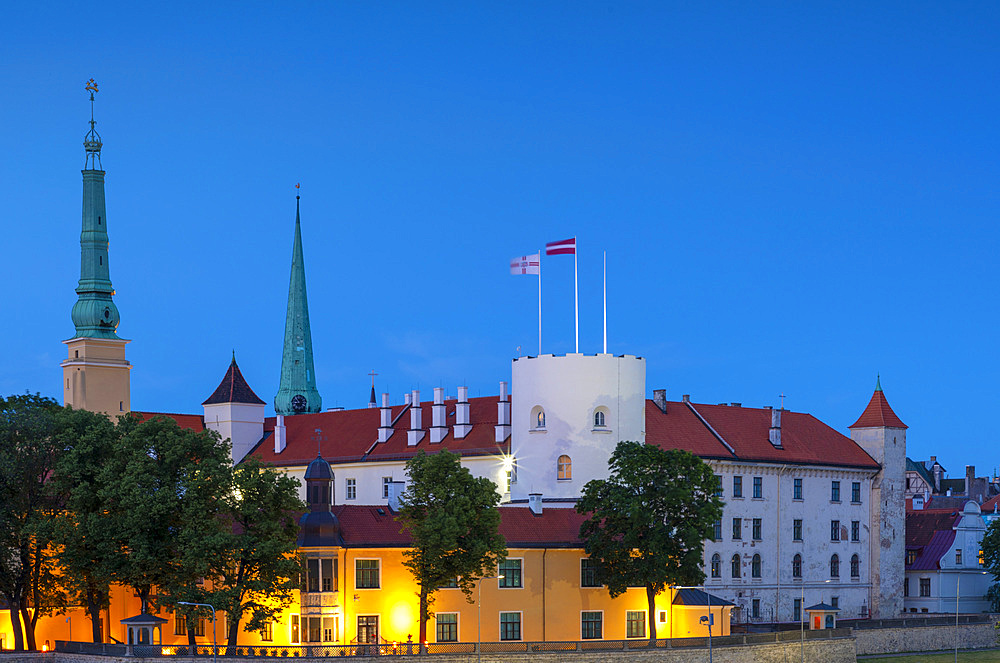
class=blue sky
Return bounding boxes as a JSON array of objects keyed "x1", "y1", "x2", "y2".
[{"x1": 2, "y1": 2, "x2": 997, "y2": 477}]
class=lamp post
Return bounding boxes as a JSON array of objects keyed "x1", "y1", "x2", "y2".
[
  {"x1": 673, "y1": 585, "x2": 714, "y2": 663},
  {"x1": 476, "y1": 575, "x2": 503, "y2": 663},
  {"x1": 177, "y1": 602, "x2": 216, "y2": 663},
  {"x1": 954, "y1": 570, "x2": 988, "y2": 663}
]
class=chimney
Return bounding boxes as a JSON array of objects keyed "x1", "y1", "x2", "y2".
[
  {"x1": 768, "y1": 408, "x2": 782, "y2": 448},
  {"x1": 387, "y1": 480, "x2": 405, "y2": 512},
  {"x1": 431, "y1": 387, "x2": 448, "y2": 443},
  {"x1": 528, "y1": 493, "x2": 543, "y2": 515},
  {"x1": 404, "y1": 393, "x2": 411, "y2": 405},
  {"x1": 933, "y1": 464, "x2": 942, "y2": 492},
  {"x1": 682, "y1": 394, "x2": 691, "y2": 403},
  {"x1": 378, "y1": 393, "x2": 394, "y2": 443},
  {"x1": 454, "y1": 386, "x2": 472, "y2": 439},
  {"x1": 652, "y1": 389, "x2": 667, "y2": 414},
  {"x1": 408, "y1": 390, "x2": 425, "y2": 446},
  {"x1": 274, "y1": 415, "x2": 286, "y2": 454},
  {"x1": 496, "y1": 381, "x2": 511, "y2": 443},
  {"x1": 966, "y1": 465, "x2": 976, "y2": 496}
]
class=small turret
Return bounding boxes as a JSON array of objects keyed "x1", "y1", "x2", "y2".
[
  {"x1": 203, "y1": 353, "x2": 266, "y2": 464},
  {"x1": 298, "y1": 454, "x2": 340, "y2": 547}
]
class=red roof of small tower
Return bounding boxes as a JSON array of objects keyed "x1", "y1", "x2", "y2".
[
  {"x1": 202, "y1": 355, "x2": 266, "y2": 406},
  {"x1": 849, "y1": 377, "x2": 907, "y2": 429}
]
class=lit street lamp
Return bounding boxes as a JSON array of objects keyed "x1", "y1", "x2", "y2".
[
  {"x1": 476, "y1": 575, "x2": 504, "y2": 663},
  {"x1": 673, "y1": 585, "x2": 715, "y2": 663},
  {"x1": 177, "y1": 601, "x2": 216, "y2": 663}
]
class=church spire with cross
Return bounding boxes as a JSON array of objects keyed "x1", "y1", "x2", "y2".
[
  {"x1": 61, "y1": 80, "x2": 132, "y2": 415},
  {"x1": 274, "y1": 186, "x2": 322, "y2": 416}
]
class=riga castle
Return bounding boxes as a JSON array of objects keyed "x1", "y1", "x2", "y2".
[{"x1": 2, "y1": 89, "x2": 911, "y2": 650}]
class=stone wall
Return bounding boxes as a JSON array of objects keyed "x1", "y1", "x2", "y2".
[{"x1": 853, "y1": 617, "x2": 997, "y2": 655}]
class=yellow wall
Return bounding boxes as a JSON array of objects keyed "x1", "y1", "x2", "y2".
[{"x1": 61, "y1": 337, "x2": 131, "y2": 415}]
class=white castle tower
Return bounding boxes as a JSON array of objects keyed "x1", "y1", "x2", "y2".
[{"x1": 509, "y1": 353, "x2": 646, "y2": 503}]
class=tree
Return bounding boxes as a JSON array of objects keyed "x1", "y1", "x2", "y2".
[
  {"x1": 100, "y1": 415, "x2": 231, "y2": 615},
  {"x1": 576, "y1": 441, "x2": 723, "y2": 640},
  {"x1": 396, "y1": 450, "x2": 507, "y2": 648},
  {"x1": 0, "y1": 394, "x2": 70, "y2": 650},
  {"x1": 980, "y1": 520, "x2": 1000, "y2": 611},
  {"x1": 181, "y1": 457, "x2": 305, "y2": 649},
  {"x1": 49, "y1": 406, "x2": 122, "y2": 643}
]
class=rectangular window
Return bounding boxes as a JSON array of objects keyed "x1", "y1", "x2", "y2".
[
  {"x1": 499, "y1": 613, "x2": 521, "y2": 641},
  {"x1": 626, "y1": 611, "x2": 646, "y2": 638},
  {"x1": 355, "y1": 559, "x2": 380, "y2": 589},
  {"x1": 307, "y1": 617, "x2": 321, "y2": 643},
  {"x1": 713, "y1": 519, "x2": 722, "y2": 541},
  {"x1": 307, "y1": 558, "x2": 337, "y2": 592},
  {"x1": 831, "y1": 596, "x2": 839, "y2": 610},
  {"x1": 441, "y1": 577, "x2": 459, "y2": 588},
  {"x1": 346, "y1": 478, "x2": 356, "y2": 500},
  {"x1": 580, "y1": 558, "x2": 599, "y2": 587},
  {"x1": 435, "y1": 614, "x2": 458, "y2": 642},
  {"x1": 191, "y1": 618, "x2": 206, "y2": 637},
  {"x1": 733, "y1": 476, "x2": 743, "y2": 498},
  {"x1": 793, "y1": 598, "x2": 802, "y2": 622},
  {"x1": 581, "y1": 612, "x2": 603, "y2": 640},
  {"x1": 956, "y1": 549, "x2": 963, "y2": 565},
  {"x1": 753, "y1": 476, "x2": 762, "y2": 499},
  {"x1": 499, "y1": 559, "x2": 523, "y2": 588},
  {"x1": 793, "y1": 519, "x2": 803, "y2": 541},
  {"x1": 831, "y1": 520, "x2": 841, "y2": 542},
  {"x1": 261, "y1": 621, "x2": 273, "y2": 642},
  {"x1": 322, "y1": 617, "x2": 335, "y2": 643},
  {"x1": 732, "y1": 517, "x2": 742, "y2": 540},
  {"x1": 919, "y1": 578, "x2": 931, "y2": 597},
  {"x1": 752, "y1": 598, "x2": 760, "y2": 619},
  {"x1": 307, "y1": 558, "x2": 320, "y2": 592},
  {"x1": 382, "y1": 477, "x2": 392, "y2": 499},
  {"x1": 714, "y1": 475, "x2": 723, "y2": 497},
  {"x1": 174, "y1": 615, "x2": 187, "y2": 636},
  {"x1": 907, "y1": 550, "x2": 917, "y2": 565},
  {"x1": 752, "y1": 518, "x2": 762, "y2": 540},
  {"x1": 793, "y1": 478, "x2": 803, "y2": 500},
  {"x1": 851, "y1": 481, "x2": 861, "y2": 503},
  {"x1": 290, "y1": 615, "x2": 300, "y2": 644},
  {"x1": 851, "y1": 521, "x2": 860, "y2": 542},
  {"x1": 903, "y1": 578, "x2": 909, "y2": 597},
  {"x1": 505, "y1": 470, "x2": 512, "y2": 493},
  {"x1": 831, "y1": 481, "x2": 841, "y2": 502}
]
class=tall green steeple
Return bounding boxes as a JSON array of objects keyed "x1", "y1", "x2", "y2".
[
  {"x1": 70, "y1": 79, "x2": 121, "y2": 339},
  {"x1": 274, "y1": 193, "x2": 322, "y2": 415}
]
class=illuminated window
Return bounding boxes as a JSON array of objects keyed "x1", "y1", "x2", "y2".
[
  {"x1": 355, "y1": 559, "x2": 380, "y2": 589},
  {"x1": 531, "y1": 406, "x2": 546, "y2": 429},
  {"x1": 711, "y1": 554, "x2": 721, "y2": 578},
  {"x1": 626, "y1": 611, "x2": 645, "y2": 638},
  {"x1": 557, "y1": 455, "x2": 572, "y2": 480}
]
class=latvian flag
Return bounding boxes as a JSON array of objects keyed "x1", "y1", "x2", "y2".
[
  {"x1": 545, "y1": 237, "x2": 576, "y2": 255},
  {"x1": 510, "y1": 253, "x2": 540, "y2": 275}
]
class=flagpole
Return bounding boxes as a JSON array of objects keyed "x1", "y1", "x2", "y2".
[
  {"x1": 538, "y1": 250, "x2": 542, "y2": 356},
  {"x1": 603, "y1": 250, "x2": 607, "y2": 354},
  {"x1": 574, "y1": 239, "x2": 579, "y2": 353}
]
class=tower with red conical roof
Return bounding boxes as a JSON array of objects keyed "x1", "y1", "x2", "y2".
[
  {"x1": 849, "y1": 376, "x2": 907, "y2": 618},
  {"x1": 203, "y1": 353, "x2": 266, "y2": 464}
]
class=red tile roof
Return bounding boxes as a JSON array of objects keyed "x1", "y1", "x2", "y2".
[
  {"x1": 646, "y1": 400, "x2": 880, "y2": 470},
  {"x1": 134, "y1": 411, "x2": 206, "y2": 431},
  {"x1": 982, "y1": 494, "x2": 1000, "y2": 514},
  {"x1": 327, "y1": 504, "x2": 584, "y2": 548},
  {"x1": 250, "y1": 396, "x2": 508, "y2": 467},
  {"x1": 202, "y1": 357, "x2": 266, "y2": 406},
  {"x1": 849, "y1": 388, "x2": 907, "y2": 429}
]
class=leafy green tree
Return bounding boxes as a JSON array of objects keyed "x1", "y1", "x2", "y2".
[
  {"x1": 576, "y1": 441, "x2": 723, "y2": 640},
  {"x1": 0, "y1": 394, "x2": 70, "y2": 651},
  {"x1": 49, "y1": 407, "x2": 122, "y2": 643},
  {"x1": 100, "y1": 415, "x2": 231, "y2": 615},
  {"x1": 979, "y1": 520, "x2": 1000, "y2": 611},
  {"x1": 168, "y1": 457, "x2": 304, "y2": 649},
  {"x1": 396, "y1": 450, "x2": 507, "y2": 648}
]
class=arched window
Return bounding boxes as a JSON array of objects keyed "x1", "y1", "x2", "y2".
[
  {"x1": 751, "y1": 554, "x2": 761, "y2": 578},
  {"x1": 532, "y1": 407, "x2": 546, "y2": 429},
  {"x1": 830, "y1": 554, "x2": 840, "y2": 578},
  {"x1": 850, "y1": 554, "x2": 860, "y2": 578},
  {"x1": 594, "y1": 410, "x2": 606, "y2": 427},
  {"x1": 557, "y1": 455, "x2": 572, "y2": 480},
  {"x1": 711, "y1": 554, "x2": 721, "y2": 578},
  {"x1": 792, "y1": 554, "x2": 802, "y2": 578},
  {"x1": 731, "y1": 554, "x2": 741, "y2": 578}
]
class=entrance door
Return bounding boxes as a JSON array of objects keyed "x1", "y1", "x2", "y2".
[{"x1": 357, "y1": 616, "x2": 379, "y2": 644}]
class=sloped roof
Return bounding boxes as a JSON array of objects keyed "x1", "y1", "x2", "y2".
[
  {"x1": 906, "y1": 457, "x2": 935, "y2": 487},
  {"x1": 981, "y1": 494, "x2": 1000, "y2": 513},
  {"x1": 322, "y1": 504, "x2": 586, "y2": 548},
  {"x1": 646, "y1": 400, "x2": 880, "y2": 470},
  {"x1": 905, "y1": 509, "x2": 960, "y2": 570},
  {"x1": 849, "y1": 387, "x2": 907, "y2": 429},
  {"x1": 133, "y1": 411, "x2": 206, "y2": 431},
  {"x1": 672, "y1": 588, "x2": 734, "y2": 607},
  {"x1": 250, "y1": 396, "x2": 508, "y2": 467},
  {"x1": 203, "y1": 357, "x2": 266, "y2": 405}
]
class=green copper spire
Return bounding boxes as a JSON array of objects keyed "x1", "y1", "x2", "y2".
[
  {"x1": 875, "y1": 374, "x2": 882, "y2": 392},
  {"x1": 274, "y1": 193, "x2": 322, "y2": 415},
  {"x1": 70, "y1": 79, "x2": 121, "y2": 339}
]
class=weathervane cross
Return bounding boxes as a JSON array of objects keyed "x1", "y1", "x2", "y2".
[{"x1": 368, "y1": 369, "x2": 378, "y2": 388}]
